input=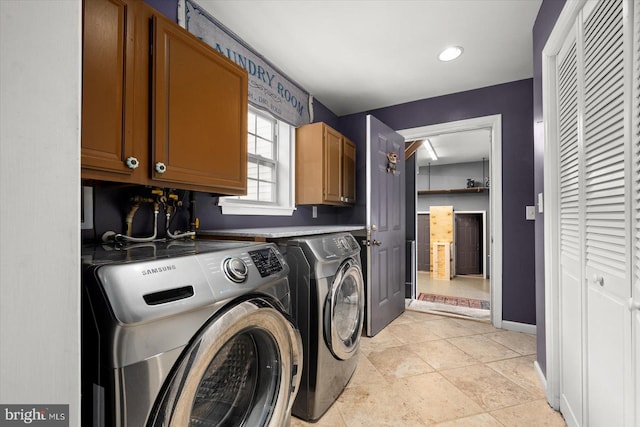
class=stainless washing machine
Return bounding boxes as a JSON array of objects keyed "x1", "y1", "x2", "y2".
[
  {"x1": 81, "y1": 239, "x2": 302, "y2": 427},
  {"x1": 279, "y1": 232, "x2": 364, "y2": 421}
]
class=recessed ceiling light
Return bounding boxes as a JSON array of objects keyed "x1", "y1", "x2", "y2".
[{"x1": 438, "y1": 46, "x2": 463, "y2": 62}]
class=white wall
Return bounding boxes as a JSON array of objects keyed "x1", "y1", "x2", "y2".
[{"x1": 0, "y1": 1, "x2": 81, "y2": 424}]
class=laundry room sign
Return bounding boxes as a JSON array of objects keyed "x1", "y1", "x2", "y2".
[{"x1": 181, "y1": 0, "x2": 312, "y2": 127}]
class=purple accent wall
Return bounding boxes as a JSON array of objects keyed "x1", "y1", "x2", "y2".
[
  {"x1": 533, "y1": 0, "x2": 566, "y2": 376},
  {"x1": 338, "y1": 79, "x2": 536, "y2": 325},
  {"x1": 144, "y1": 0, "x2": 177, "y2": 21}
]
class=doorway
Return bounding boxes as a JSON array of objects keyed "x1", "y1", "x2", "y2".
[
  {"x1": 416, "y1": 211, "x2": 489, "y2": 308},
  {"x1": 455, "y1": 213, "x2": 483, "y2": 276},
  {"x1": 399, "y1": 114, "x2": 503, "y2": 327}
]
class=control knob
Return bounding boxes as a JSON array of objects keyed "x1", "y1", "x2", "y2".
[{"x1": 223, "y1": 257, "x2": 248, "y2": 283}]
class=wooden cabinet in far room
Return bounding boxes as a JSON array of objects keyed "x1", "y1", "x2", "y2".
[
  {"x1": 296, "y1": 122, "x2": 356, "y2": 206},
  {"x1": 81, "y1": 0, "x2": 248, "y2": 195}
]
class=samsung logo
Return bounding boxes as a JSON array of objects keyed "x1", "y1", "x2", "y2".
[{"x1": 141, "y1": 265, "x2": 177, "y2": 276}]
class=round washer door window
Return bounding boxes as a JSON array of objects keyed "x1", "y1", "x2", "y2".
[
  {"x1": 150, "y1": 298, "x2": 302, "y2": 427},
  {"x1": 326, "y1": 260, "x2": 364, "y2": 360}
]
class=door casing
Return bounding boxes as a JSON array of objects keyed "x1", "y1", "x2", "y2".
[{"x1": 399, "y1": 114, "x2": 503, "y2": 327}]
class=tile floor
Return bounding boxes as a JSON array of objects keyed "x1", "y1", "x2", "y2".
[{"x1": 290, "y1": 310, "x2": 566, "y2": 427}]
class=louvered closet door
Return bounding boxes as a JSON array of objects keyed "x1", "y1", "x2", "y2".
[
  {"x1": 556, "y1": 32, "x2": 584, "y2": 426},
  {"x1": 632, "y1": 1, "x2": 640, "y2": 424},
  {"x1": 582, "y1": 0, "x2": 633, "y2": 425}
]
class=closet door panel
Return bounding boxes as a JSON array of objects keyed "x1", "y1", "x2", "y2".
[
  {"x1": 557, "y1": 35, "x2": 583, "y2": 426},
  {"x1": 632, "y1": 0, "x2": 640, "y2": 424},
  {"x1": 583, "y1": 0, "x2": 632, "y2": 424}
]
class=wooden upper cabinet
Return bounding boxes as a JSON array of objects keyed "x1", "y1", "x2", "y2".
[
  {"x1": 324, "y1": 126, "x2": 343, "y2": 203},
  {"x1": 342, "y1": 137, "x2": 356, "y2": 203},
  {"x1": 296, "y1": 122, "x2": 356, "y2": 206},
  {"x1": 81, "y1": 0, "x2": 248, "y2": 195},
  {"x1": 81, "y1": 0, "x2": 138, "y2": 177},
  {"x1": 150, "y1": 14, "x2": 247, "y2": 194}
]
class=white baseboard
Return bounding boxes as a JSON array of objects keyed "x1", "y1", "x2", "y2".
[
  {"x1": 534, "y1": 360, "x2": 552, "y2": 401},
  {"x1": 501, "y1": 320, "x2": 537, "y2": 335}
]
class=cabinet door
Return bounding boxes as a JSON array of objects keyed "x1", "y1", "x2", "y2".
[
  {"x1": 151, "y1": 14, "x2": 248, "y2": 194},
  {"x1": 342, "y1": 138, "x2": 356, "y2": 204},
  {"x1": 324, "y1": 126, "x2": 342, "y2": 203},
  {"x1": 81, "y1": 0, "x2": 136, "y2": 176}
]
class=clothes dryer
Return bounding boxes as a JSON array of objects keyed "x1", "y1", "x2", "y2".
[
  {"x1": 81, "y1": 239, "x2": 302, "y2": 427},
  {"x1": 279, "y1": 232, "x2": 364, "y2": 421}
]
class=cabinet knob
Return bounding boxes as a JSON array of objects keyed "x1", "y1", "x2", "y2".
[
  {"x1": 628, "y1": 298, "x2": 640, "y2": 312},
  {"x1": 155, "y1": 162, "x2": 167, "y2": 174},
  {"x1": 125, "y1": 157, "x2": 140, "y2": 170}
]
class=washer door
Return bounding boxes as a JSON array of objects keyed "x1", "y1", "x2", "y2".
[
  {"x1": 150, "y1": 298, "x2": 302, "y2": 427},
  {"x1": 326, "y1": 259, "x2": 365, "y2": 360}
]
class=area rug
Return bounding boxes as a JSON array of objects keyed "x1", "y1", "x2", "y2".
[{"x1": 417, "y1": 293, "x2": 490, "y2": 310}]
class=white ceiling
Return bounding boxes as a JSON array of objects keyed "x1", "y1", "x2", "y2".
[
  {"x1": 195, "y1": 0, "x2": 541, "y2": 164},
  {"x1": 416, "y1": 129, "x2": 491, "y2": 167}
]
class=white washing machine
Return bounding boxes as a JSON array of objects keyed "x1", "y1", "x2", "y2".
[
  {"x1": 81, "y1": 239, "x2": 302, "y2": 426},
  {"x1": 279, "y1": 232, "x2": 365, "y2": 421}
]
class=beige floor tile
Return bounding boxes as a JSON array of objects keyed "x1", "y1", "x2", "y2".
[
  {"x1": 394, "y1": 309, "x2": 446, "y2": 324},
  {"x1": 490, "y1": 399, "x2": 567, "y2": 427},
  {"x1": 484, "y1": 331, "x2": 537, "y2": 355},
  {"x1": 441, "y1": 364, "x2": 537, "y2": 411},
  {"x1": 335, "y1": 381, "x2": 428, "y2": 426},
  {"x1": 450, "y1": 317, "x2": 503, "y2": 334},
  {"x1": 291, "y1": 302, "x2": 566, "y2": 427},
  {"x1": 358, "y1": 326, "x2": 404, "y2": 356},
  {"x1": 486, "y1": 355, "x2": 545, "y2": 398},
  {"x1": 407, "y1": 339, "x2": 478, "y2": 371},
  {"x1": 433, "y1": 412, "x2": 503, "y2": 427},
  {"x1": 290, "y1": 401, "x2": 346, "y2": 427},
  {"x1": 385, "y1": 319, "x2": 445, "y2": 344},
  {"x1": 347, "y1": 352, "x2": 388, "y2": 388},
  {"x1": 367, "y1": 345, "x2": 435, "y2": 379},
  {"x1": 422, "y1": 318, "x2": 479, "y2": 338},
  {"x1": 447, "y1": 335, "x2": 520, "y2": 363},
  {"x1": 400, "y1": 372, "x2": 485, "y2": 424}
]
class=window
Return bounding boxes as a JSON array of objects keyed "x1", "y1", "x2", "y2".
[{"x1": 218, "y1": 108, "x2": 296, "y2": 216}]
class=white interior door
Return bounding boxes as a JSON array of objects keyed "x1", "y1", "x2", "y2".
[
  {"x1": 582, "y1": 1, "x2": 632, "y2": 425},
  {"x1": 553, "y1": 0, "x2": 634, "y2": 425},
  {"x1": 632, "y1": 1, "x2": 640, "y2": 423},
  {"x1": 556, "y1": 28, "x2": 584, "y2": 426},
  {"x1": 365, "y1": 115, "x2": 405, "y2": 337}
]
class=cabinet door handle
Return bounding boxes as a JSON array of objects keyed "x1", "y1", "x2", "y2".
[
  {"x1": 593, "y1": 274, "x2": 604, "y2": 286},
  {"x1": 125, "y1": 157, "x2": 140, "y2": 170},
  {"x1": 155, "y1": 162, "x2": 167, "y2": 174}
]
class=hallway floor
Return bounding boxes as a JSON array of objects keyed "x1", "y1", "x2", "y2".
[
  {"x1": 417, "y1": 271, "x2": 490, "y2": 301},
  {"x1": 291, "y1": 310, "x2": 565, "y2": 427}
]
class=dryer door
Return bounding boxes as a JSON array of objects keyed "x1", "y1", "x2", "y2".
[
  {"x1": 326, "y1": 259, "x2": 365, "y2": 360},
  {"x1": 149, "y1": 298, "x2": 302, "y2": 427}
]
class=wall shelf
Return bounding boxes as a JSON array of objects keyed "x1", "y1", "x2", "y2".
[{"x1": 418, "y1": 187, "x2": 488, "y2": 195}]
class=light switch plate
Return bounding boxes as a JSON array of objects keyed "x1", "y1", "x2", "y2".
[{"x1": 526, "y1": 205, "x2": 536, "y2": 221}]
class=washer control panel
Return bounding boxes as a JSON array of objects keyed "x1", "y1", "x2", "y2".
[
  {"x1": 222, "y1": 257, "x2": 249, "y2": 283},
  {"x1": 249, "y1": 247, "x2": 283, "y2": 277}
]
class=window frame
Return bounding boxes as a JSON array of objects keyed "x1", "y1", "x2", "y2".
[{"x1": 218, "y1": 108, "x2": 296, "y2": 216}]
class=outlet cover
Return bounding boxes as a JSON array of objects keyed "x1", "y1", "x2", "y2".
[{"x1": 526, "y1": 205, "x2": 536, "y2": 221}]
